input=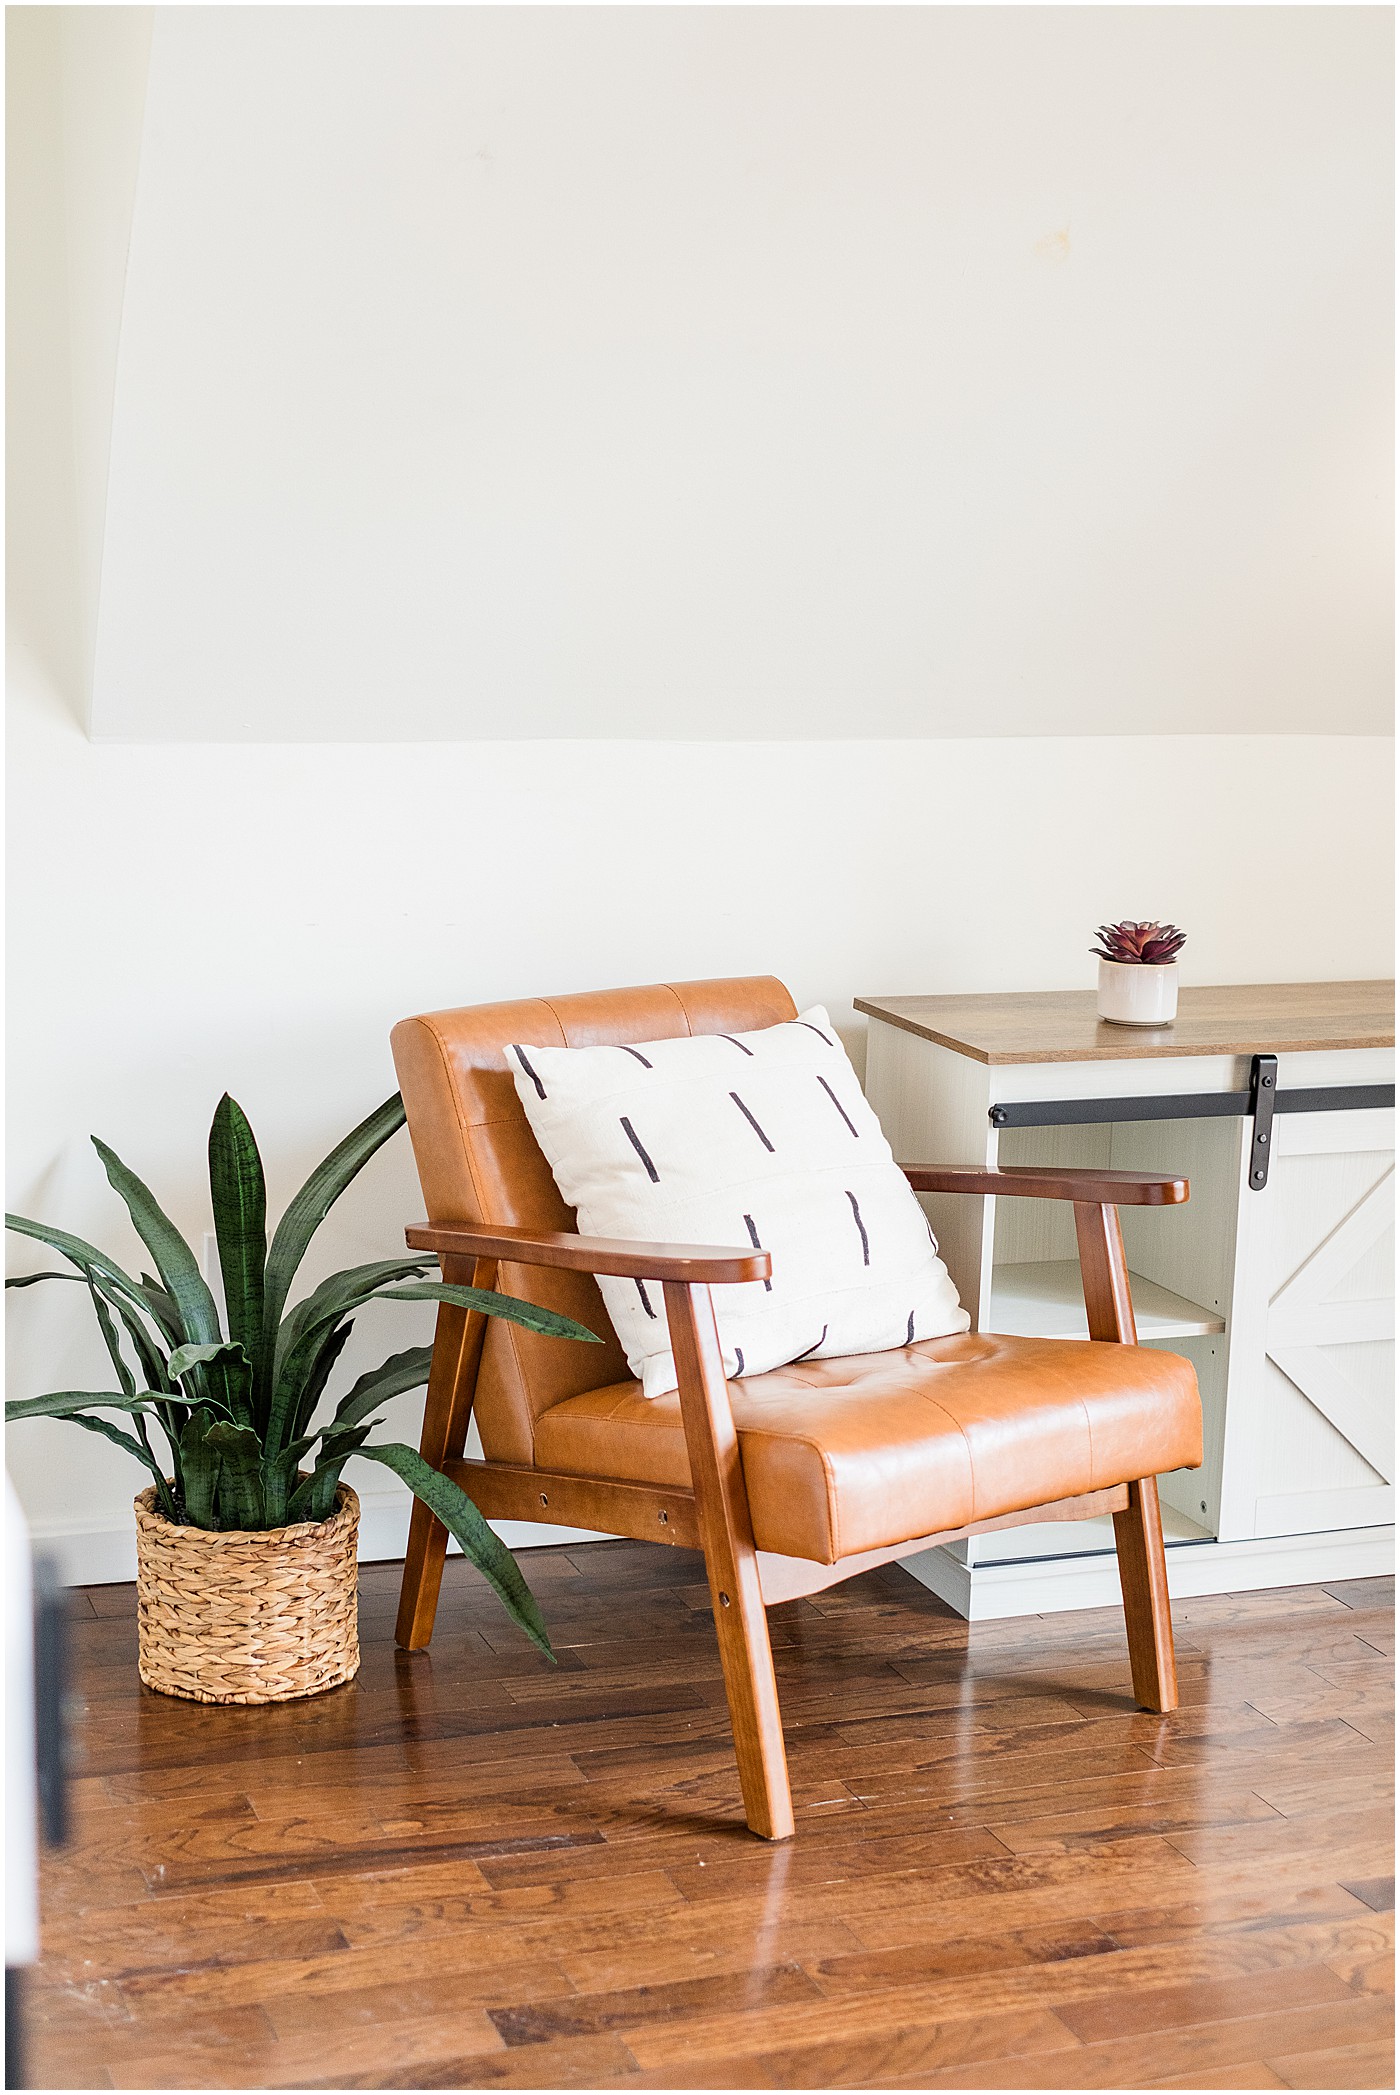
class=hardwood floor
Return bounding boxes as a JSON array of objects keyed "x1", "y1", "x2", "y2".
[{"x1": 26, "y1": 1545, "x2": 1394, "y2": 2091}]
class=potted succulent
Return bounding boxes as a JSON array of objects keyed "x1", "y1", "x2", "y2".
[
  {"x1": 1092, "y1": 920, "x2": 1187, "y2": 1026},
  {"x1": 6, "y1": 1093, "x2": 599, "y2": 1703}
]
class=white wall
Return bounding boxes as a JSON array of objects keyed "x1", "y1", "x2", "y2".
[
  {"x1": 7, "y1": 656, "x2": 1392, "y2": 1575},
  {"x1": 86, "y1": 4, "x2": 1396, "y2": 740},
  {"x1": 6, "y1": 7, "x2": 1393, "y2": 1582}
]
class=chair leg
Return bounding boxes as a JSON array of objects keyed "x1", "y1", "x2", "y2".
[
  {"x1": 1114, "y1": 1475, "x2": 1178, "y2": 1712},
  {"x1": 395, "y1": 1256, "x2": 497, "y2": 1651},
  {"x1": 665, "y1": 1280, "x2": 795, "y2": 1840},
  {"x1": 707, "y1": 1533, "x2": 794, "y2": 1840},
  {"x1": 396, "y1": 1499, "x2": 452, "y2": 1653},
  {"x1": 1074, "y1": 1205, "x2": 1179, "y2": 1712}
]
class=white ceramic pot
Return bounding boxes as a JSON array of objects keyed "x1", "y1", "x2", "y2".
[{"x1": 1097, "y1": 959, "x2": 1179, "y2": 1026}]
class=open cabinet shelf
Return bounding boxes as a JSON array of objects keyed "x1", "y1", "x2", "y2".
[{"x1": 991, "y1": 1258, "x2": 1225, "y2": 1342}]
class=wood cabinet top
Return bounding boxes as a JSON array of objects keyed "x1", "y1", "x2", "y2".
[{"x1": 854, "y1": 981, "x2": 1396, "y2": 1066}]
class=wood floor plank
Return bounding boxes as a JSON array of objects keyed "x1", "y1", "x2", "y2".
[
  {"x1": 1164, "y1": 1806, "x2": 1394, "y2": 1870},
  {"x1": 809, "y1": 1918, "x2": 1119, "y2": 1992},
  {"x1": 118, "y1": 1940, "x2": 580, "y2": 2020},
  {"x1": 1052, "y1": 1961, "x2": 1355, "y2": 2044},
  {"x1": 42, "y1": 2002, "x2": 279, "y2": 2076},
  {"x1": 1340, "y1": 1875, "x2": 1396, "y2": 1914},
  {"x1": 488, "y1": 1959, "x2": 821, "y2": 2044},
  {"x1": 624, "y1": 2004, "x2": 1083, "y2": 2088},
  {"x1": 1267, "y1": 2038, "x2": 1396, "y2": 2089},
  {"x1": 259, "y1": 1963, "x2": 572, "y2": 2042},
  {"x1": 1249, "y1": 1766, "x2": 1394, "y2": 1819},
  {"x1": 321, "y1": 1861, "x2": 684, "y2": 1950},
  {"x1": 1095, "y1": 1886, "x2": 1392, "y2": 1950},
  {"x1": 1136, "y1": 1713, "x2": 1386, "y2": 1770},
  {"x1": 101, "y1": 2005, "x2": 507, "y2": 2091},
  {"x1": 864, "y1": 1997, "x2": 1394, "y2": 2090},
  {"x1": 622, "y1": 1930, "x2": 1380, "y2": 2072},
  {"x1": 987, "y1": 1787, "x2": 1288, "y2": 1854},
  {"x1": 28, "y1": 2045, "x2": 116, "y2": 2092},
  {"x1": 1141, "y1": 2064, "x2": 1288, "y2": 2088},
  {"x1": 555, "y1": 1915, "x2": 867, "y2": 1996},
  {"x1": 298, "y1": 2032, "x2": 644, "y2": 2090},
  {"x1": 1320, "y1": 1577, "x2": 1395, "y2": 1612},
  {"x1": 921, "y1": 1757, "x2": 1328, "y2": 1838},
  {"x1": 1329, "y1": 1952, "x2": 1396, "y2": 1998}
]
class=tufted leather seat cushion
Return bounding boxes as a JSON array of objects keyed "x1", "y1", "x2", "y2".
[{"x1": 533, "y1": 1332, "x2": 1203, "y2": 1564}]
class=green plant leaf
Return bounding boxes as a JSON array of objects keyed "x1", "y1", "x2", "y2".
[
  {"x1": 205, "y1": 1420, "x2": 265, "y2": 1529},
  {"x1": 167, "y1": 1339, "x2": 250, "y2": 1384},
  {"x1": 92, "y1": 1277, "x2": 175, "y2": 1396},
  {"x1": 136, "y1": 1272, "x2": 184, "y2": 1345},
  {"x1": 6, "y1": 1388, "x2": 167, "y2": 1422},
  {"x1": 290, "y1": 1422, "x2": 376, "y2": 1523},
  {"x1": 8, "y1": 1385, "x2": 179, "y2": 1520},
  {"x1": 7, "y1": 1215, "x2": 164, "y2": 1326},
  {"x1": 179, "y1": 1412, "x2": 221, "y2": 1527},
  {"x1": 312, "y1": 1451, "x2": 360, "y2": 1521},
  {"x1": 267, "y1": 1278, "x2": 594, "y2": 1464},
  {"x1": 86, "y1": 1275, "x2": 136, "y2": 1399},
  {"x1": 376, "y1": 1284, "x2": 601, "y2": 1345},
  {"x1": 5, "y1": 1218, "x2": 187, "y2": 1381},
  {"x1": 128, "y1": 1411, "x2": 180, "y2": 1523},
  {"x1": 278, "y1": 1403, "x2": 375, "y2": 1483},
  {"x1": 8, "y1": 1232, "x2": 187, "y2": 1449},
  {"x1": 259, "y1": 1444, "x2": 303, "y2": 1528},
  {"x1": 260, "y1": 1094, "x2": 406, "y2": 1386},
  {"x1": 80, "y1": 1266, "x2": 188, "y2": 1455},
  {"x1": 305, "y1": 1467, "x2": 343, "y2": 1523},
  {"x1": 289, "y1": 1319, "x2": 354, "y2": 1445},
  {"x1": 350, "y1": 1443, "x2": 555, "y2": 1660},
  {"x1": 284, "y1": 1459, "x2": 332, "y2": 1525},
  {"x1": 266, "y1": 1258, "x2": 432, "y2": 1456},
  {"x1": 206, "y1": 1419, "x2": 263, "y2": 1459},
  {"x1": 326, "y1": 1345, "x2": 434, "y2": 1435},
  {"x1": 91, "y1": 1138, "x2": 222, "y2": 1348},
  {"x1": 318, "y1": 1419, "x2": 382, "y2": 1464},
  {"x1": 85, "y1": 1143, "x2": 251, "y2": 1426},
  {"x1": 273, "y1": 1258, "x2": 432, "y2": 1385},
  {"x1": 6, "y1": 1231, "x2": 177, "y2": 1396},
  {"x1": 208, "y1": 1095, "x2": 267, "y2": 1383}
]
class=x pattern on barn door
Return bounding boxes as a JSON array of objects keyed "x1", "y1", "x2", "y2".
[{"x1": 1263, "y1": 1148, "x2": 1394, "y2": 1527}]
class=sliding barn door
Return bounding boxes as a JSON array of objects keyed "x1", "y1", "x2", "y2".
[{"x1": 1225, "y1": 1108, "x2": 1394, "y2": 1540}]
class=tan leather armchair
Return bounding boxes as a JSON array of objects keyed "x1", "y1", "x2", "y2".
[{"x1": 391, "y1": 977, "x2": 1203, "y2": 1841}]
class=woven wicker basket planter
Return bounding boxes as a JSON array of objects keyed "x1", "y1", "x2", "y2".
[{"x1": 134, "y1": 1484, "x2": 360, "y2": 1704}]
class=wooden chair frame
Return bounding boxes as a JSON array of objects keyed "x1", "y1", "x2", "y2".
[{"x1": 395, "y1": 1163, "x2": 1188, "y2": 1840}]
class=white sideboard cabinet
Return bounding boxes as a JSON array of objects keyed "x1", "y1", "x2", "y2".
[{"x1": 857, "y1": 982, "x2": 1395, "y2": 1618}]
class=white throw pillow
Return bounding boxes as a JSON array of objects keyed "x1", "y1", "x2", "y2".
[{"x1": 506, "y1": 1006, "x2": 968, "y2": 1398}]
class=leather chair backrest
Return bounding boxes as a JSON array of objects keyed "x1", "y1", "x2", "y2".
[{"x1": 391, "y1": 977, "x2": 798, "y2": 1464}]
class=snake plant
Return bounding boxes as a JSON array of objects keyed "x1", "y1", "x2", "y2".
[{"x1": 5, "y1": 1093, "x2": 600, "y2": 1657}]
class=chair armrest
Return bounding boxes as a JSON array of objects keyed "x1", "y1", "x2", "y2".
[
  {"x1": 901, "y1": 1165, "x2": 1189, "y2": 1206},
  {"x1": 405, "y1": 1222, "x2": 770, "y2": 1286}
]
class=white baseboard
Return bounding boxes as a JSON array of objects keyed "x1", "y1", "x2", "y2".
[
  {"x1": 26, "y1": 1484, "x2": 615, "y2": 1588},
  {"x1": 901, "y1": 1524, "x2": 1395, "y2": 1620}
]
